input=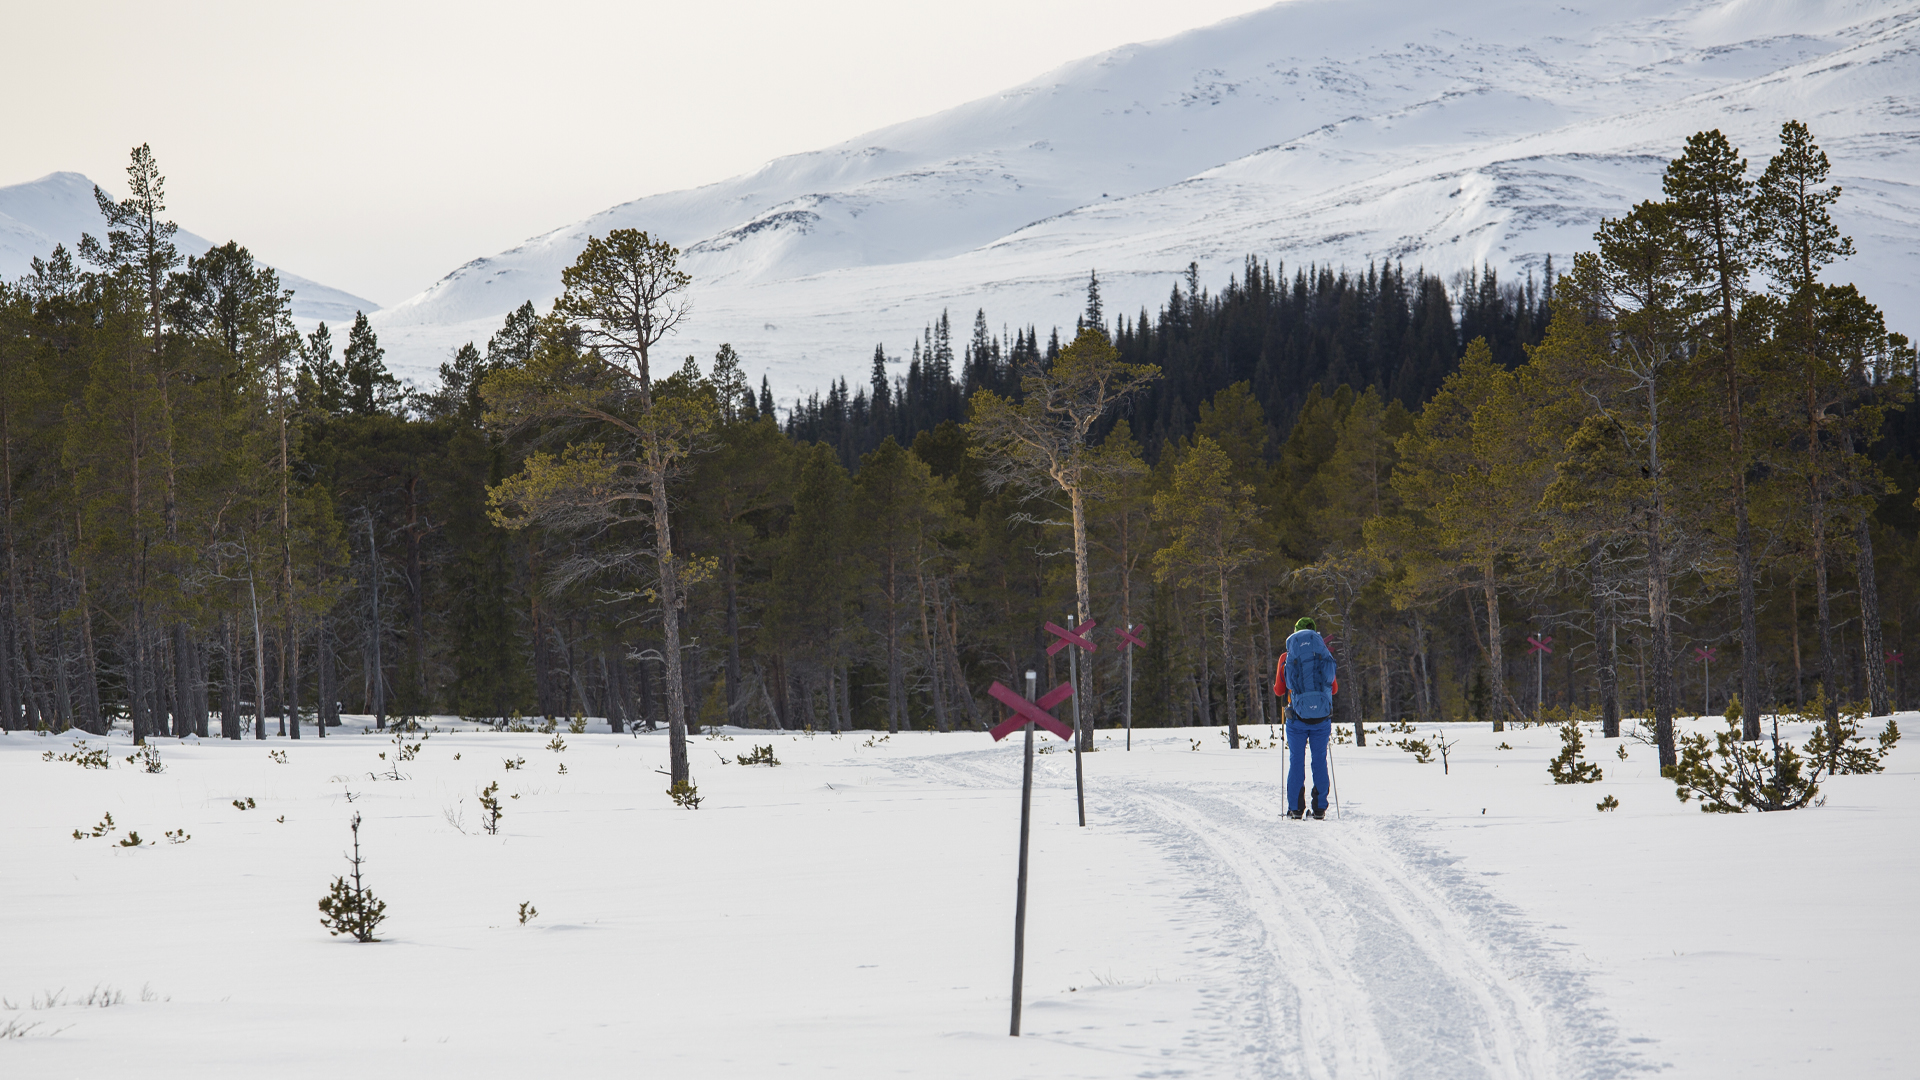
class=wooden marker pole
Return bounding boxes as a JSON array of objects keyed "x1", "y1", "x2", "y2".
[
  {"x1": 1010, "y1": 670, "x2": 1036, "y2": 1037},
  {"x1": 988, "y1": 670, "x2": 1072, "y2": 1037},
  {"x1": 1067, "y1": 615, "x2": 1085, "y2": 827}
]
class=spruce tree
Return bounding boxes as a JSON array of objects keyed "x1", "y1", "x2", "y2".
[{"x1": 343, "y1": 311, "x2": 400, "y2": 416}]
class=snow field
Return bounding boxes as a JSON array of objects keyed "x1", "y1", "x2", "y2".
[{"x1": 2, "y1": 714, "x2": 1913, "y2": 1077}]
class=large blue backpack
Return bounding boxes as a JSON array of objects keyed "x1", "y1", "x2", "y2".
[{"x1": 1284, "y1": 629, "x2": 1337, "y2": 720}]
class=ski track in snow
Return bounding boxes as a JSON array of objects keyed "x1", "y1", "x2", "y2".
[{"x1": 892, "y1": 749, "x2": 1643, "y2": 1079}]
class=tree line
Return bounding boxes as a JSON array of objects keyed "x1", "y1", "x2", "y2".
[{"x1": 3, "y1": 125, "x2": 1913, "y2": 780}]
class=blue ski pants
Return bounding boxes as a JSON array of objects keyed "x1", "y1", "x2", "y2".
[{"x1": 1286, "y1": 713, "x2": 1331, "y2": 814}]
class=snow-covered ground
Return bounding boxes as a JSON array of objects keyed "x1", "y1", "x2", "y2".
[{"x1": 4, "y1": 713, "x2": 1913, "y2": 1077}]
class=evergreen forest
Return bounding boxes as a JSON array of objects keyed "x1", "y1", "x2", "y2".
[{"x1": 2, "y1": 123, "x2": 1913, "y2": 776}]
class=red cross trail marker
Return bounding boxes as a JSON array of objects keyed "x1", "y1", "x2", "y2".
[
  {"x1": 1044, "y1": 619, "x2": 1098, "y2": 656},
  {"x1": 988, "y1": 681, "x2": 1075, "y2": 742},
  {"x1": 1114, "y1": 624, "x2": 1146, "y2": 651},
  {"x1": 1526, "y1": 635, "x2": 1554, "y2": 655}
]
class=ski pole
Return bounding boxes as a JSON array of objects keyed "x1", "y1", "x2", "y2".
[{"x1": 1329, "y1": 734, "x2": 1342, "y2": 821}]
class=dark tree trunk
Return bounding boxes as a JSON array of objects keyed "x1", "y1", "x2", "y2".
[
  {"x1": 318, "y1": 618, "x2": 335, "y2": 735},
  {"x1": 1591, "y1": 565, "x2": 1620, "y2": 739},
  {"x1": 223, "y1": 615, "x2": 240, "y2": 739}
]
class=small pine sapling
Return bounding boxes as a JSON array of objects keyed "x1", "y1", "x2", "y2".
[
  {"x1": 1496, "y1": 741, "x2": 1513, "y2": 750},
  {"x1": 317, "y1": 812, "x2": 388, "y2": 942},
  {"x1": 72, "y1": 811, "x2": 116, "y2": 839},
  {"x1": 478, "y1": 781, "x2": 505, "y2": 834},
  {"x1": 503, "y1": 756, "x2": 526, "y2": 771},
  {"x1": 380, "y1": 729, "x2": 424, "y2": 780},
  {"x1": 569, "y1": 712, "x2": 587, "y2": 734},
  {"x1": 164, "y1": 829, "x2": 190, "y2": 844},
  {"x1": 123, "y1": 744, "x2": 164, "y2": 773},
  {"x1": 1596, "y1": 795, "x2": 1620, "y2": 812},
  {"x1": 117, "y1": 831, "x2": 144, "y2": 847},
  {"x1": 546, "y1": 735, "x2": 567, "y2": 753},
  {"x1": 1616, "y1": 742, "x2": 1629, "y2": 760},
  {"x1": 735, "y1": 744, "x2": 779, "y2": 766},
  {"x1": 667, "y1": 780, "x2": 702, "y2": 809},
  {"x1": 1547, "y1": 721, "x2": 1604, "y2": 784},
  {"x1": 517, "y1": 901, "x2": 538, "y2": 926},
  {"x1": 1669, "y1": 705, "x2": 1827, "y2": 813},
  {"x1": 232, "y1": 797, "x2": 257, "y2": 810},
  {"x1": 1394, "y1": 734, "x2": 1433, "y2": 763},
  {"x1": 557, "y1": 762, "x2": 568, "y2": 775},
  {"x1": 269, "y1": 749, "x2": 288, "y2": 764},
  {"x1": 1804, "y1": 695, "x2": 1901, "y2": 775}
]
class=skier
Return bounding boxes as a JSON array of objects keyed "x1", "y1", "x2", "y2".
[{"x1": 1274, "y1": 617, "x2": 1339, "y2": 819}]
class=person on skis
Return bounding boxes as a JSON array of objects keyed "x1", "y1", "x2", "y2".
[{"x1": 1275, "y1": 617, "x2": 1338, "y2": 819}]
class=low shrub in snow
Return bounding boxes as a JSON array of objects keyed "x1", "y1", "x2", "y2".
[
  {"x1": 1804, "y1": 701, "x2": 1900, "y2": 776},
  {"x1": 1669, "y1": 691, "x2": 1901, "y2": 813},
  {"x1": 735, "y1": 744, "x2": 779, "y2": 766},
  {"x1": 43, "y1": 740, "x2": 109, "y2": 769}
]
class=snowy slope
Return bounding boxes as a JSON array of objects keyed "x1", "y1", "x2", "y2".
[
  {"x1": 0, "y1": 171, "x2": 380, "y2": 324},
  {"x1": 374, "y1": 0, "x2": 1920, "y2": 396},
  {"x1": 3, "y1": 716, "x2": 1914, "y2": 1076}
]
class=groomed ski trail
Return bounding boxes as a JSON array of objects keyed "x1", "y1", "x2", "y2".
[{"x1": 893, "y1": 750, "x2": 1639, "y2": 1080}]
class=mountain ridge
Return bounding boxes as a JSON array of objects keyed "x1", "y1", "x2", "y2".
[
  {"x1": 0, "y1": 170, "x2": 380, "y2": 325},
  {"x1": 304, "y1": 2, "x2": 1920, "y2": 392}
]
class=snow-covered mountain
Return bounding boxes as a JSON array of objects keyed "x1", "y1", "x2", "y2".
[
  {"x1": 0, "y1": 171, "x2": 379, "y2": 324},
  {"x1": 376, "y1": 0, "x2": 1920, "y2": 396}
]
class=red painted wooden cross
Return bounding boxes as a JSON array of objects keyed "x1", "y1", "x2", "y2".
[
  {"x1": 1526, "y1": 634, "x2": 1553, "y2": 655},
  {"x1": 1045, "y1": 619, "x2": 1098, "y2": 656},
  {"x1": 1693, "y1": 646, "x2": 1718, "y2": 663},
  {"x1": 1114, "y1": 623, "x2": 1146, "y2": 651},
  {"x1": 1888, "y1": 651, "x2": 1905, "y2": 666},
  {"x1": 987, "y1": 680, "x2": 1075, "y2": 742}
]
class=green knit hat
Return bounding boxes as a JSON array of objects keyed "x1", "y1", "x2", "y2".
[{"x1": 1295, "y1": 617, "x2": 1316, "y2": 632}]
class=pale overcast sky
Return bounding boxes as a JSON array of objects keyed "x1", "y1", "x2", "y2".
[{"x1": 3, "y1": 0, "x2": 1275, "y2": 306}]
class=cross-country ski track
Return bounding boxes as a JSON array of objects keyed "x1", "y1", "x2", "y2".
[{"x1": 898, "y1": 747, "x2": 1637, "y2": 1080}]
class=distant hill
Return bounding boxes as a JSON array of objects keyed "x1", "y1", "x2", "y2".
[
  {"x1": 0, "y1": 170, "x2": 380, "y2": 325},
  {"x1": 350, "y1": 1, "x2": 1920, "y2": 392}
]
